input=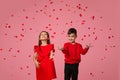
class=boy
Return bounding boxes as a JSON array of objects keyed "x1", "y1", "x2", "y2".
[{"x1": 59, "y1": 28, "x2": 91, "y2": 80}]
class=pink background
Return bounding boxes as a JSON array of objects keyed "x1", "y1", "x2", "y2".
[{"x1": 0, "y1": 0, "x2": 119, "y2": 80}]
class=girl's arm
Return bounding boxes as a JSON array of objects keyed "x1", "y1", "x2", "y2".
[
  {"x1": 33, "y1": 52, "x2": 40, "y2": 68},
  {"x1": 50, "y1": 50, "x2": 54, "y2": 59}
]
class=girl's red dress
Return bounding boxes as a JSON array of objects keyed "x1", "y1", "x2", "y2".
[{"x1": 34, "y1": 44, "x2": 56, "y2": 80}]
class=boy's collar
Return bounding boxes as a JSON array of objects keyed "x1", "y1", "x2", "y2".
[{"x1": 69, "y1": 42, "x2": 77, "y2": 45}]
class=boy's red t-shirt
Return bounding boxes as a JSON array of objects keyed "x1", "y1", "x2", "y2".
[{"x1": 62, "y1": 42, "x2": 89, "y2": 64}]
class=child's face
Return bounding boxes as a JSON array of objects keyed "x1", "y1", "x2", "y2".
[
  {"x1": 68, "y1": 33, "x2": 77, "y2": 43},
  {"x1": 40, "y1": 32, "x2": 49, "y2": 41}
]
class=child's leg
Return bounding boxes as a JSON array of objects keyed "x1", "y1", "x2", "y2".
[
  {"x1": 71, "y1": 63, "x2": 79, "y2": 80},
  {"x1": 64, "y1": 63, "x2": 71, "y2": 80}
]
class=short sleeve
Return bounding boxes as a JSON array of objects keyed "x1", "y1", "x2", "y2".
[
  {"x1": 34, "y1": 45, "x2": 39, "y2": 53},
  {"x1": 51, "y1": 44, "x2": 55, "y2": 52}
]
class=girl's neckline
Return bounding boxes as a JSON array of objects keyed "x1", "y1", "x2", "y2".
[{"x1": 40, "y1": 44, "x2": 49, "y2": 47}]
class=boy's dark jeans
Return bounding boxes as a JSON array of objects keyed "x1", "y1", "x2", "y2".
[{"x1": 64, "y1": 63, "x2": 79, "y2": 80}]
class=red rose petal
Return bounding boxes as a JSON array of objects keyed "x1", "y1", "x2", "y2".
[
  {"x1": 56, "y1": 17, "x2": 59, "y2": 20},
  {"x1": 59, "y1": 8, "x2": 62, "y2": 11},
  {"x1": 101, "y1": 71, "x2": 104, "y2": 74},
  {"x1": 50, "y1": 1, "x2": 53, "y2": 4},
  {"x1": 48, "y1": 24, "x2": 51, "y2": 26},
  {"x1": 85, "y1": 6, "x2": 88, "y2": 9},
  {"x1": 28, "y1": 55, "x2": 31, "y2": 57},
  {"x1": 79, "y1": 14, "x2": 82, "y2": 17},
  {"x1": 93, "y1": 32, "x2": 95, "y2": 34},
  {"x1": 81, "y1": 38, "x2": 84, "y2": 41},
  {"x1": 32, "y1": 17, "x2": 35, "y2": 20},
  {"x1": 22, "y1": 23, "x2": 24, "y2": 26},
  {"x1": 20, "y1": 67, "x2": 23, "y2": 70},
  {"x1": 40, "y1": 9, "x2": 43, "y2": 12},
  {"x1": 13, "y1": 55, "x2": 16, "y2": 57},
  {"x1": 105, "y1": 48, "x2": 107, "y2": 51},
  {"x1": 27, "y1": 73, "x2": 31, "y2": 75},
  {"x1": 95, "y1": 36, "x2": 97, "y2": 40},
  {"x1": 100, "y1": 16, "x2": 103, "y2": 19},
  {"x1": 45, "y1": 26, "x2": 48, "y2": 29},
  {"x1": 20, "y1": 34, "x2": 24, "y2": 37},
  {"x1": 14, "y1": 36, "x2": 18, "y2": 38},
  {"x1": 53, "y1": 32, "x2": 56, "y2": 34},
  {"x1": 83, "y1": 35, "x2": 86, "y2": 37},
  {"x1": 51, "y1": 36, "x2": 54, "y2": 38},
  {"x1": 90, "y1": 72, "x2": 94, "y2": 77},
  {"x1": 0, "y1": 48, "x2": 3, "y2": 51},
  {"x1": 108, "y1": 36, "x2": 111, "y2": 39},
  {"x1": 49, "y1": 28, "x2": 52, "y2": 31},
  {"x1": 44, "y1": 5, "x2": 47, "y2": 7},
  {"x1": 26, "y1": 66, "x2": 29, "y2": 68},
  {"x1": 5, "y1": 33, "x2": 7, "y2": 36},
  {"x1": 36, "y1": 10, "x2": 39, "y2": 13},
  {"x1": 49, "y1": 15, "x2": 52, "y2": 18},
  {"x1": 17, "y1": 50, "x2": 20, "y2": 53},
  {"x1": 88, "y1": 34, "x2": 90, "y2": 37},
  {"x1": 3, "y1": 58, "x2": 6, "y2": 60},
  {"x1": 92, "y1": 16, "x2": 95, "y2": 20},
  {"x1": 9, "y1": 48, "x2": 12, "y2": 52},
  {"x1": 22, "y1": 9, "x2": 26, "y2": 12},
  {"x1": 22, "y1": 28, "x2": 25, "y2": 31},
  {"x1": 8, "y1": 25, "x2": 11, "y2": 28},
  {"x1": 88, "y1": 27, "x2": 91, "y2": 30},
  {"x1": 109, "y1": 28, "x2": 112, "y2": 31},
  {"x1": 25, "y1": 16, "x2": 28, "y2": 19},
  {"x1": 29, "y1": 28, "x2": 32, "y2": 30},
  {"x1": 11, "y1": 14, "x2": 14, "y2": 17}
]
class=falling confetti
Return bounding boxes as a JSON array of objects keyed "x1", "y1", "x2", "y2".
[
  {"x1": 27, "y1": 73, "x2": 31, "y2": 75},
  {"x1": 95, "y1": 36, "x2": 97, "y2": 40},
  {"x1": 17, "y1": 50, "x2": 20, "y2": 53},
  {"x1": 79, "y1": 13, "x2": 82, "y2": 17},
  {"x1": 91, "y1": 16, "x2": 95, "y2": 20},
  {"x1": 20, "y1": 67, "x2": 23, "y2": 70},
  {"x1": 8, "y1": 48, "x2": 12, "y2": 52},
  {"x1": 0, "y1": 48, "x2": 3, "y2": 51},
  {"x1": 89, "y1": 72, "x2": 94, "y2": 77},
  {"x1": 3, "y1": 58, "x2": 6, "y2": 60},
  {"x1": 25, "y1": 16, "x2": 29, "y2": 19},
  {"x1": 0, "y1": 1, "x2": 117, "y2": 80},
  {"x1": 11, "y1": 14, "x2": 14, "y2": 17}
]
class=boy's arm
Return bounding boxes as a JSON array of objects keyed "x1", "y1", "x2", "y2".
[
  {"x1": 62, "y1": 49, "x2": 68, "y2": 54},
  {"x1": 59, "y1": 44, "x2": 68, "y2": 54},
  {"x1": 80, "y1": 45, "x2": 89, "y2": 55}
]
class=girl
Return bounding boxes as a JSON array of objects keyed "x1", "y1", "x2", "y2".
[{"x1": 33, "y1": 31, "x2": 56, "y2": 80}]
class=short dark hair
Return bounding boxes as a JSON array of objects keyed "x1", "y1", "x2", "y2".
[{"x1": 68, "y1": 28, "x2": 77, "y2": 35}]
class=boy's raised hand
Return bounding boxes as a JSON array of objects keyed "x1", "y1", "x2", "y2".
[
  {"x1": 86, "y1": 43, "x2": 93, "y2": 48},
  {"x1": 58, "y1": 47, "x2": 64, "y2": 51}
]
